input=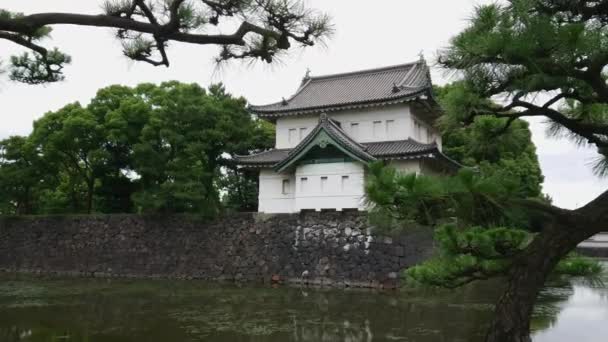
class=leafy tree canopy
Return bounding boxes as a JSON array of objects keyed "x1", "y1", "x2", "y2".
[
  {"x1": 0, "y1": 81, "x2": 274, "y2": 215},
  {"x1": 439, "y1": 0, "x2": 608, "y2": 175},
  {"x1": 0, "y1": 136, "x2": 52, "y2": 215},
  {"x1": 435, "y1": 83, "x2": 545, "y2": 198}
]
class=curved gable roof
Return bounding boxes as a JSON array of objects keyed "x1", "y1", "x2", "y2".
[{"x1": 274, "y1": 114, "x2": 376, "y2": 172}]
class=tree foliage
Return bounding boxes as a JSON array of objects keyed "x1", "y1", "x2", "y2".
[
  {"x1": 406, "y1": 225, "x2": 530, "y2": 288},
  {"x1": 435, "y1": 83, "x2": 544, "y2": 198},
  {"x1": 370, "y1": 2, "x2": 608, "y2": 340},
  {"x1": 365, "y1": 162, "x2": 602, "y2": 288},
  {"x1": 220, "y1": 168, "x2": 260, "y2": 212},
  {"x1": 439, "y1": 0, "x2": 608, "y2": 175},
  {"x1": 0, "y1": 81, "x2": 274, "y2": 215},
  {"x1": 0, "y1": 1, "x2": 332, "y2": 83},
  {"x1": 367, "y1": 77, "x2": 555, "y2": 287},
  {"x1": 31, "y1": 103, "x2": 109, "y2": 214},
  {"x1": 219, "y1": 117, "x2": 273, "y2": 212},
  {"x1": 366, "y1": 163, "x2": 524, "y2": 229},
  {"x1": 0, "y1": 136, "x2": 52, "y2": 214}
]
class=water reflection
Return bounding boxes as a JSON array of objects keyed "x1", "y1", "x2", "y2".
[
  {"x1": 533, "y1": 275, "x2": 608, "y2": 342},
  {"x1": 0, "y1": 264, "x2": 605, "y2": 342}
]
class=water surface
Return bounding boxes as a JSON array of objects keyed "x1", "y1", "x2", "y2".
[{"x1": 0, "y1": 263, "x2": 606, "y2": 342}]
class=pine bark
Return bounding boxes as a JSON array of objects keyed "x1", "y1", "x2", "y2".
[{"x1": 485, "y1": 191, "x2": 608, "y2": 342}]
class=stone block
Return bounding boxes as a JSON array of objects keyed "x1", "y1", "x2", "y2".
[{"x1": 0, "y1": 212, "x2": 434, "y2": 289}]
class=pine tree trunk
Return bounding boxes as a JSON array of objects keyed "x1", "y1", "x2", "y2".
[
  {"x1": 485, "y1": 196, "x2": 607, "y2": 342},
  {"x1": 484, "y1": 233, "x2": 572, "y2": 342}
]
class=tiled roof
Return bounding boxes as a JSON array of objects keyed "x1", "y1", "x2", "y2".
[
  {"x1": 365, "y1": 139, "x2": 437, "y2": 157},
  {"x1": 233, "y1": 149, "x2": 291, "y2": 167},
  {"x1": 249, "y1": 60, "x2": 433, "y2": 117},
  {"x1": 235, "y1": 112, "x2": 461, "y2": 171},
  {"x1": 235, "y1": 139, "x2": 439, "y2": 166}
]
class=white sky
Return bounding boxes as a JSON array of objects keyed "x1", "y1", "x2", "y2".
[{"x1": 0, "y1": 0, "x2": 606, "y2": 209}]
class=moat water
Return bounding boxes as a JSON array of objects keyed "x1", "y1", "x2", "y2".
[{"x1": 0, "y1": 263, "x2": 606, "y2": 342}]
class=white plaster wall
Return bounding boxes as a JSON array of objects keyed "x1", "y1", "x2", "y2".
[
  {"x1": 329, "y1": 106, "x2": 413, "y2": 143},
  {"x1": 258, "y1": 169, "x2": 295, "y2": 213},
  {"x1": 294, "y1": 162, "x2": 366, "y2": 211},
  {"x1": 261, "y1": 103, "x2": 446, "y2": 213},
  {"x1": 275, "y1": 105, "x2": 434, "y2": 148},
  {"x1": 275, "y1": 115, "x2": 319, "y2": 149},
  {"x1": 274, "y1": 104, "x2": 445, "y2": 150},
  {"x1": 274, "y1": 105, "x2": 442, "y2": 149},
  {"x1": 390, "y1": 160, "x2": 421, "y2": 174},
  {"x1": 257, "y1": 160, "x2": 443, "y2": 213},
  {"x1": 435, "y1": 135, "x2": 443, "y2": 151}
]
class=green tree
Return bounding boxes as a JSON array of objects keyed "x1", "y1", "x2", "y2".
[
  {"x1": 220, "y1": 168, "x2": 260, "y2": 212},
  {"x1": 5, "y1": 81, "x2": 270, "y2": 215},
  {"x1": 365, "y1": 163, "x2": 601, "y2": 316},
  {"x1": 222, "y1": 118, "x2": 275, "y2": 212},
  {"x1": 30, "y1": 103, "x2": 109, "y2": 214},
  {"x1": 0, "y1": 136, "x2": 51, "y2": 214},
  {"x1": 0, "y1": 1, "x2": 331, "y2": 84},
  {"x1": 130, "y1": 82, "x2": 262, "y2": 214},
  {"x1": 88, "y1": 85, "x2": 152, "y2": 213},
  {"x1": 366, "y1": 164, "x2": 526, "y2": 230},
  {"x1": 435, "y1": 83, "x2": 544, "y2": 199},
  {"x1": 428, "y1": 1, "x2": 608, "y2": 341}
]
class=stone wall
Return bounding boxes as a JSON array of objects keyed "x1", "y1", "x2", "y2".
[{"x1": 0, "y1": 212, "x2": 434, "y2": 288}]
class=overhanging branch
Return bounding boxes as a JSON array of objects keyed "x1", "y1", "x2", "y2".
[
  {"x1": 0, "y1": 31, "x2": 47, "y2": 56},
  {"x1": 0, "y1": 13, "x2": 281, "y2": 46},
  {"x1": 478, "y1": 97, "x2": 608, "y2": 150}
]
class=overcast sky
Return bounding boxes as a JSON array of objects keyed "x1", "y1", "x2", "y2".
[{"x1": 1, "y1": 0, "x2": 606, "y2": 209}]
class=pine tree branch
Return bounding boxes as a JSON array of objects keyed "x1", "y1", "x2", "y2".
[
  {"x1": 0, "y1": 31, "x2": 47, "y2": 56},
  {"x1": 575, "y1": 188, "x2": 608, "y2": 223},
  {"x1": 0, "y1": 13, "x2": 282, "y2": 47},
  {"x1": 477, "y1": 98, "x2": 608, "y2": 150}
]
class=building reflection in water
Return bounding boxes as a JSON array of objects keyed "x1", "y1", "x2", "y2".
[{"x1": 0, "y1": 267, "x2": 605, "y2": 342}]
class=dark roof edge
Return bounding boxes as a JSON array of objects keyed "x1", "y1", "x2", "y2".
[
  {"x1": 430, "y1": 149, "x2": 464, "y2": 171},
  {"x1": 251, "y1": 90, "x2": 431, "y2": 117},
  {"x1": 236, "y1": 150, "x2": 462, "y2": 170},
  {"x1": 305, "y1": 60, "x2": 423, "y2": 82},
  {"x1": 234, "y1": 149, "x2": 291, "y2": 159}
]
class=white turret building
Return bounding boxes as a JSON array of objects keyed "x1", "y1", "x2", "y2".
[{"x1": 236, "y1": 60, "x2": 459, "y2": 213}]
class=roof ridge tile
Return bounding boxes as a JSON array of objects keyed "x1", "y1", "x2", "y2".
[
  {"x1": 249, "y1": 59, "x2": 433, "y2": 116},
  {"x1": 308, "y1": 61, "x2": 422, "y2": 81}
]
